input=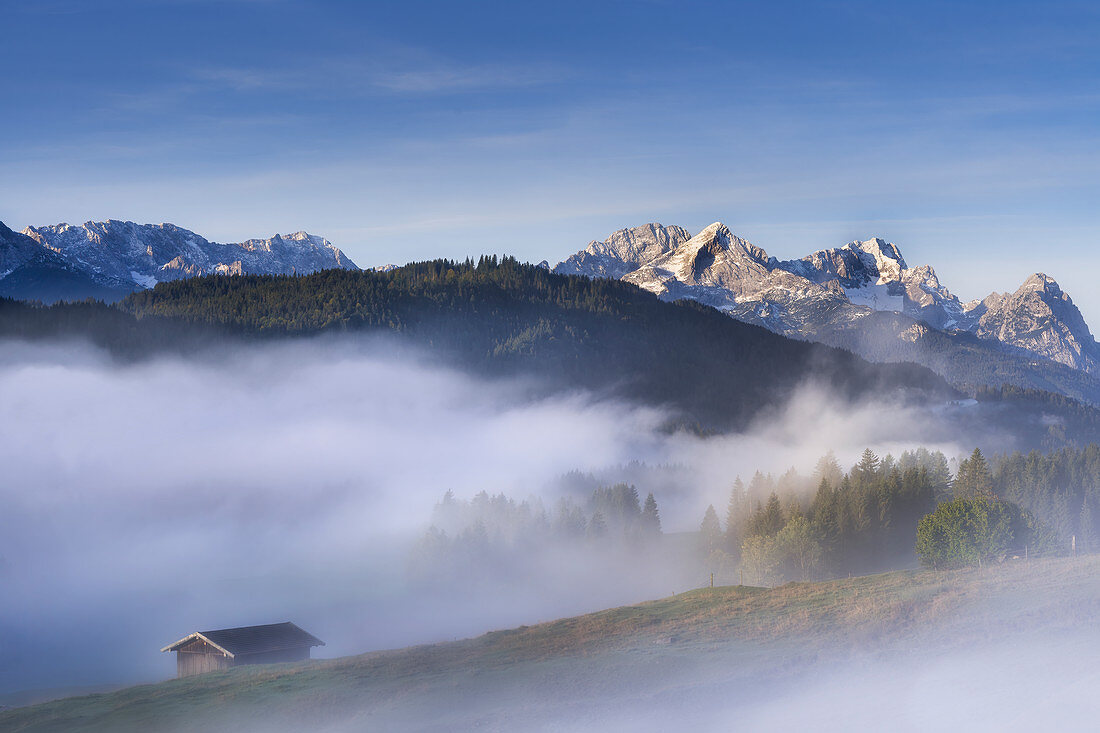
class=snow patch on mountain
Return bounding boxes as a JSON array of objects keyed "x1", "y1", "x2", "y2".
[
  {"x1": 130, "y1": 271, "x2": 158, "y2": 288},
  {"x1": 843, "y1": 283, "x2": 903, "y2": 312}
]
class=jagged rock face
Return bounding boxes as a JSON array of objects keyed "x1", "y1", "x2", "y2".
[
  {"x1": 559, "y1": 221, "x2": 1100, "y2": 377},
  {"x1": 967, "y1": 274, "x2": 1100, "y2": 373},
  {"x1": 553, "y1": 223, "x2": 691, "y2": 279},
  {"x1": 0, "y1": 221, "x2": 41, "y2": 275},
  {"x1": 896, "y1": 265, "x2": 965, "y2": 329},
  {"x1": 22, "y1": 221, "x2": 358, "y2": 293},
  {"x1": 612, "y1": 227, "x2": 965, "y2": 333},
  {"x1": 783, "y1": 238, "x2": 907, "y2": 287},
  {"x1": 621, "y1": 223, "x2": 771, "y2": 303},
  {"x1": 622, "y1": 223, "x2": 870, "y2": 328},
  {"x1": 722, "y1": 272, "x2": 858, "y2": 337},
  {"x1": 0, "y1": 221, "x2": 126, "y2": 302},
  {"x1": 775, "y1": 239, "x2": 964, "y2": 330}
]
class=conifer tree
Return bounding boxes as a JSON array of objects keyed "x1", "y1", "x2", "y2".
[
  {"x1": 554, "y1": 498, "x2": 587, "y2": 538},
  {"x1": 810, "y1": 476, "x2": 839, "y2": 546},
  {"x1": 954, "y1": 448, "x2": 994, "y2": 498},
  {"x1": 1078, "y1": 498, "x2": 1096, "y2": 553},
  {"x1": 700, "y1": 504, "x2": 723, "y2": 554},
  {"x1": 852, "y1": 448, "x2": 881, "y2": 489},
  {"x1": 758, "y1": 492, "x2": 784, "y2": 536},
  {"x1": 812, "y1": 451, "x2": 844, "y2": 489},
  {"x1": 929, "y1": 451, "x2": 953, "y2": 498},
  {"x1": 587, "y1": 511, "x2": 608, "y2": 539},
  {"x1": 640, "y1": 493, "x2": 662, "y2": 538},
  {"x1": 776, "y1": 467, "x2": 805, "y2": 496},
  {"x1": 1048, "y1": 492, "x2": 1073, "y2": 539},
  {"x1": 747, "y1": 471, "x2": 775, "y2": 502},
  {"x1": 726, "y1": 477, "x2": 746, "y2": 553}
]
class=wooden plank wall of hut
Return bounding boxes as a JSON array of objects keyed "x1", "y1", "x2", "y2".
[{"x1": 175, "y1": 638, "x2": 232, "y2": 677}]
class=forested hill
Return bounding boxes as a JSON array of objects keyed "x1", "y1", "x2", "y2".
[{"x1": 118, "y1": 257, "x2": 945, "y2": 426}]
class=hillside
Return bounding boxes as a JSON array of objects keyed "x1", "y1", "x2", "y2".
[
  {"x1": 2, "y1": 258, "x2": 951, "y2": 430},
  {"x1": 9, "y1": 259, "x2": 1100, "y2": 446},
  {"x1": 5, "y1": 555, "x2": 1098, "y2": 732},
  {"x1": 102, "y1": 259, "x2": 1100, "y2": 444}
]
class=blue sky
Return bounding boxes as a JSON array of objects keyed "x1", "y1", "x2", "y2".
[{"x1": 3, "y1": 0, "x2": 1100, "y2": 319}]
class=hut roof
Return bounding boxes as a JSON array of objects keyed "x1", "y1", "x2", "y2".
[{"x1": 161, "y1": 622, "x2": 324, "y2": 657}]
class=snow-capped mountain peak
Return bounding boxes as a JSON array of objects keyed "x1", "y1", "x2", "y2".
[
  {"x1": 692, "y1": 222, "x2": 772, "y2": 268},
  {"x1": 846, "y1": 237, "x2": 907, "y2": 283},
  {"x1": 784, "y1": 236, "x2": 907, "y2": 289},
  {"x1": 1021, "y1": 272, "x2": 1061, "y2": 293},
  {"x1": 5, "y1": 219, "x2": 359, "y2": 302},
  {"x1": 621, "y1": 223, "x2": 781, "y2": 306}
]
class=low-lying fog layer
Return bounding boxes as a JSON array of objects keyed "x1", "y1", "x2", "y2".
[{"x1": 0, "y1": 337, "x2": 962, "y2": 694}]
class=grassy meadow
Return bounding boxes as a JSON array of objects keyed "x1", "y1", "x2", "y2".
[{"x1": 4, "y1": 555, "x2": 1098, "y2": 731}]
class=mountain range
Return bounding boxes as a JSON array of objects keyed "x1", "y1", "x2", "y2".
[
  {"x1": 0, "y1": 219, "x2": 357, "y2": 303},
  {"x1": 4, "y1": 215, "x2": 1100, "y2": 407},
  {"x1": 555, "y1": 222, "x2": 1100, "y2": 402}
]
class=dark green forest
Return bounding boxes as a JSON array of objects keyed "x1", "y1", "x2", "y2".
[
  {"x1": 8, "y1": 258, "x2": 1100, "y2": 442},
  {"x1": 118, "y1": 258, "x2": 950, "y2": 429},
  {"x1": 1, "y1": 258, "x2": 949, "y2": 429}
]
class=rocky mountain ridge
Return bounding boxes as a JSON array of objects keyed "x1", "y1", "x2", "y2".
[
  {"x1": 556, "y1": 222, "x2": 1100, "y2": 377},
  {"x1": 967, "y1": 273, "x2": 1100, "y2": 373},
  {"x1": 553, "y1": 223, "x2": 692, "y2": 279},
  {"x1": 1, "y1": 219, "x2": 358, "y2": 303}
]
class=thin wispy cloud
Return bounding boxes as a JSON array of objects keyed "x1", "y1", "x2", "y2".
[
  {"x1": 187, "y1": 54, "x2": 565, "y2": 97},
  {"x1": 365, "y1": 64, "x2": 561, "y2": 93}
]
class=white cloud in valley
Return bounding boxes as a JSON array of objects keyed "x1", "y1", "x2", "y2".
[{"x1": 0, "y1": 336, "x2": 961, "y2": 694}]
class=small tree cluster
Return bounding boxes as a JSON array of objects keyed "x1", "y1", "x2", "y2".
[
  {"x1": 915, "y1": 496, "x2": 1056, "y2": 568},
  {"x1": 409, "y1": 485, "x2": 664, "y2": 583},
  {"x1": 719, "y1": 448, "x2": 941, "y2": 582}
]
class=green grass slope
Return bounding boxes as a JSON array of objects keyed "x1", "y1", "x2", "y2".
[{"x1": 6, "y1": 556, "x2": 1099, "y2": 732}]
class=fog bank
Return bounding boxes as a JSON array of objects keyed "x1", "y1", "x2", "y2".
[{"x1": 0, "y1": 336, "x2": 963, "y2": 694}]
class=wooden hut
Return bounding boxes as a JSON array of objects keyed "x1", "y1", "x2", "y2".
[{"x1": 161, "y1": 622, "x2": 324, "y2": 678}]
